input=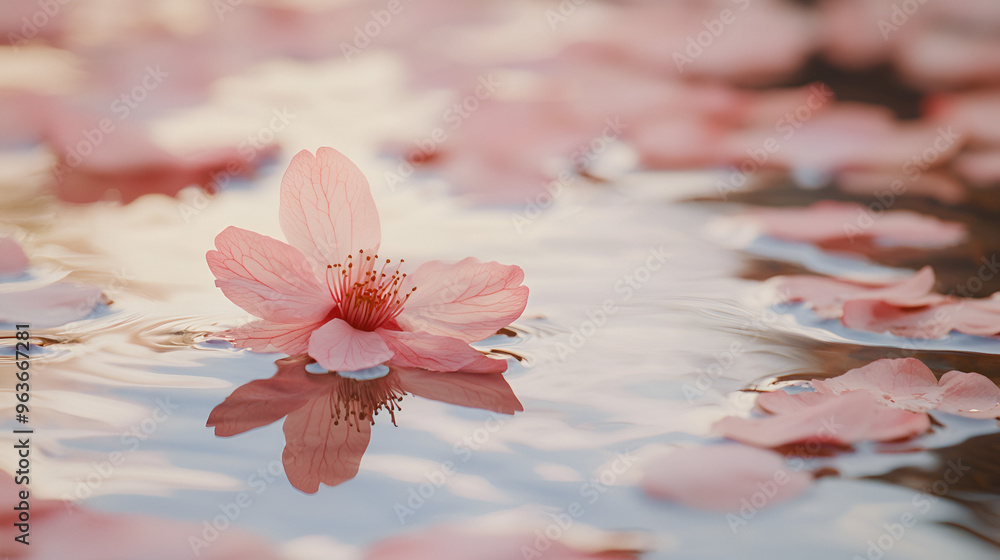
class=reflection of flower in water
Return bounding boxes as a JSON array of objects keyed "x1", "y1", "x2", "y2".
[
  {"x1": 329, "y1": 366, "x2": 406, "y2": 429},
  {"x1": 208, "y1": 356, "x2": 522, "y2": 493}
]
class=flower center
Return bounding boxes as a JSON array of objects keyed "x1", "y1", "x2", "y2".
[
  {"x1": 326, "y1": 249, "x2": 416, "y2": 331},
  {"x1": 329, "y1": 372, "x2": 407, "y2": 429}
]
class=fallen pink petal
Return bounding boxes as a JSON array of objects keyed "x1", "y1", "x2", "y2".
[
  {"x1": 642, "y1": 445, "x2": 814, "y2": 512},
  {"x1": 738, "y1": 201, "x2": 966, "y2": 249},
  {"x1": 0, "y1": 282, "x2": 104, "y2": 328},
  {"x1": 713, "y1": 389, "x2": 931, "y2": 449},
  {"x1": 812, "y1": 358, "x2": 1000, "y2": 419},
  {"x1": 0, "y1": 237, "x2": 29, "y2": 277}
]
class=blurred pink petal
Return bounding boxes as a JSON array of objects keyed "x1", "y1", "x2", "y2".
[
  {"x1": 954, "y1": 150, "x2": 1000, "y2": 186},
  {"x1": 0, "y1": 237, "x2": 29, "y2": 276},
  {"x1": 207, "y1": 226, "x2": 333, "y2": 323},
  {"x1": 398, "y1": 257, "x2": 529, "y2": 344},
  {"x1": 819, "y1": 0, "x2": 892, "y2": 69},
  {"x1": 841, "y1": 297, "x2": 1000, "y2": 338},
  {"x1": 364, "y1": 524, "x2": 639, "y2": 560},
  {"x1": 803, "y1": 358, "x2": 1000, "y2": 419},
  {"x1": 929, "y1": 91, "x2": 1000, "y2": 147},
  {"x1": 775, "y1": 266, "x2": 942, "y2": 319},
  {"x1": 725, "y1": 105, "x2": 963, "y2": 172},
  {"x1": 0, "y1": 282, "x2": 103, "y2": 328},
  {"x1": 811, "y1": 358, "x2": 943, "y2": 412},
  {"x1": 713, "y1": 390, "x2": 930, "y2": 448},
  {"x1": 0, "y1": 474, "x2": 281, "y2": 560},
  {"x1": 741, "y1": 201, "x2": 966, "y2": 248},
  {"x1": 642, "y1": 445, "x2": 813, "y2": 512},
  {"x1": 837, "y1": 170, "x2": 966, "y2": 205},
  {"x1": 592, "y1": 0, "x2": 813, "y2": 83},
  {"x1": 897, "y1": 30, "x2": 1000, "y2": 88},
  {"x1": 47, "y1": 116, "x2": 273, "y2": 204},
  {"x1": 937, "y1": 370, "x2": 1000, "y2": 419},
  {"x1": 278, "y1": 147, "x2": 381, "y2": 272}
]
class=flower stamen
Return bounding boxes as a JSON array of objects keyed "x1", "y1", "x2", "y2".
[{"x1": 326, "y1": 250, "x2": 417, "y2": 331}]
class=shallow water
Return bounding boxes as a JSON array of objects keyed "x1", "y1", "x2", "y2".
[{"x1": 3, "y1": 54, "x2": 1000, "y2": 560}]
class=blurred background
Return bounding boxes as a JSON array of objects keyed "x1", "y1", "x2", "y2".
[{"x1": 2, "y1": 0, "x2": 1000, "y2": 559}]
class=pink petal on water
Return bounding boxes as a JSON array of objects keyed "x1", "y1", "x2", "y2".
[
  {"x1": 937, "y1": 370, "x2": 1000, "y2": 419},
  {"x1": 0, "y1": 237, "x2": 28, "y2": 276},
  {"x1": 397, "y1": 257, "x2": 528, "y2": 344},
  {"x1": 775, "y1": 266, "x2": 941, "y2": 319},
  {"x1": 742, "y1": 201, "x2": 965, "y2": 248},
  {"x1": 811, "y1": 358, "x2": 943, "y2": 412},
  {"x1": 713, "y1": 390, "x2": 930, "y2": 448},
  {"x1": 364, "y1": 524, "x2": 639, "y2": 560},
  {"x1": 642, "y1": 445, "x2": 813, "y2": 512},
  {"x1": 0, "y1": 282, "x2": 103, "y2": 328}
]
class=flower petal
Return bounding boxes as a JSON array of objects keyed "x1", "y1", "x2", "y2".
[
  {"x1": 775, "y1": 266, "x2": 941, "y2": 319},
  {"x1": 379, "y1": 329, "x2": 507, "y2": 373},
  {"x1": 811, "y1": 358, "x2": 943, "y2": 412},
  {"x1": 397, "y1": 257, "x2": 528, "y2": 343},
  {"x1": 0, "y1": 282, "x2": 103, "y2": 328},
  {"x1": 278, "y1": 148, "x2": 381, "y2": 273},
  {"x1": 207, "y1": 226, "x2": 333, "y2": 323},
  {"x1": 309, "y1": 318, "x2": 393, "y2": 371},
  {"x1": 282, "y1": 394, "x2": 372, "y2": 493},
  {"x1": 0, "y1": 237, "x2": 29, "y2": 276},
  {"x1": 642, "y1": 445, "x2": 813, "y2": 512},
  {"x1": 937, "y1": 370, "x2": 1000, "y2": 419},
  {"x1": 714, "y1": 390, "x2": 929, "y2": 448},
  {"x1": 742, "y1": 201, "x2": 965, "y2": 248},
  {"x1": 220, "y1": 319, "x2": 326, "y2": 355}
]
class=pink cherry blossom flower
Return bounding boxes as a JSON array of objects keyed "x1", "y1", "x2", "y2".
[{"x1": 207, "y1": 147, "x2": 528, "y2": 373}]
